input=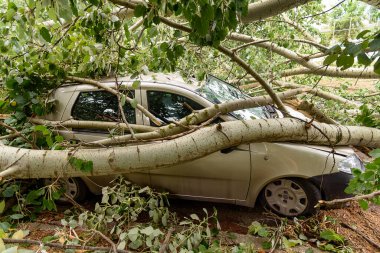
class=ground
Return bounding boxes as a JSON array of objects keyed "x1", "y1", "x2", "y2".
[{"x1": 12, "y1": 197, "x2": 380, "y2": 252}]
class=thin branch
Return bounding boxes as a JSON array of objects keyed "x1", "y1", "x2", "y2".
[
  {"x1": 217, "y1": 45, "x2": 288, "y2": 113},
  {"x1": 317, "y1": 190, "x2": 380, "y2": 207},
  {"x1": 0, "y1": 122, "x2": 37, "y2": 149},
  {"x1": 341, "y1": 222, "x2": 380, "y2": 250},
  {"x1": 231, "y1": 40, "x2": 270, "y2": 53},
  {"x1": 300, "y1": 0, "x2": 346, "y2": 19},
  {"x1": 159, "y1": 228, "x2": 175, "y2": 253},
  {"x1": 91, "y1": 229, "x2": 118, "y2": 253},
  {"x1": 66, "y1": 76, "x2": 162, "y2": 126}
]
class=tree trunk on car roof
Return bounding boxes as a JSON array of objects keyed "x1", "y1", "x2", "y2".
[{"x1": 0, "y1": 118, "x2": 379, "y2": 179}]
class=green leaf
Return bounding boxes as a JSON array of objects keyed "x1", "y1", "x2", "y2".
[
  {"x1": 69, "y1": 0, "x2": 78, "y2": 16},
  {"x1": 40, "y1": 27, "x2": 51, "y2": 43},
  {"x1": 336, "y1": 54, "x2": 354, "y2": 70},
  {"x1": 327, "y1": 45, "x2": 341, "y2": 54},
  {"x1": 82, "y1": 160, "x2": 93, "y2": 173},
  {"x1": 120, "y1": 94, "x2": 126, "y2": 106},
  {"x1": 190, "y1": 213, "x2": 200, "y2": 221},
  {"x1": 262, "y1": 241, "x2": 272, "y2": 249},
  {"x1": 323, "y1": 54, "x2": 338, "y2": 65},
  {"x1": 320, "y1": 229, "x2": 344, "y2": 244},
  {"x1": 357, "y1": 52, "x2": 372, "y2": 66},
  {"x1": 369, "y1": 39, "x2": 380, "y2": 51},
  {"x1": 282, "y1": 237, "x2": 302, "y2": 248},
  {"x1": 369, "y1": 149, "x2": 380, "y2": 158},
  {"x1": 374, "y1": 58, "x2": 380, "y2": 75},
  {"x1": 356, "y1": 30, "x2": 371, "y2": 39},
  {"x1": 0, "y1": 201, "x2": 5, "y2": 214},
  {"x1": 117, "y1": 240, "x2": 126, "y2": 250},
  {"x1": 359, "y1": 199, "x2": 369, "y2": 210},
  {"x1": 129, "y1": 98, "x2": 138, "y2": 108},
  {"x1": 88, "y1": 0, "x2": 99, "y2": 5},
  {"x1": 132, "y1": 80, "x2": 140, "y2": 89},
  {"x1": 10, "y1": 213, "x2": 24, "y2": 220},
  {"x1": 134, "y1": 5, "x2": 147, "y2": 17}
]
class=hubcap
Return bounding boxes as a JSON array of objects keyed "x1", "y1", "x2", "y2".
[
  {"x1": 264, "y1": 179, "x2": 308, "y2": 216},
  {"x1": 44, "y1": 178, "x2": 78, "y2": 200}
]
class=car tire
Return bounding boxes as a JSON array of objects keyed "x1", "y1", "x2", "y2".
[
  {"x1": 44, "y1": 177, "x2": 88, "y2": 202},
  {"x1": 260, "y1": 178, "x2": 321, "y2": 217}
]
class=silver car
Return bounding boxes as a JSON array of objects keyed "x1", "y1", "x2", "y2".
[{"x1": 44, "y1": 73, "x2": 364, "y2": 216}]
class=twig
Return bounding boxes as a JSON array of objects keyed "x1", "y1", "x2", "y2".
[
  {"x1": 2, "y1": 238, "x2": 133, "y2": 253},
  {"x1": 231, "y1": 40, "x2": 270, "y2": 53},
  {"x1": 92, "y1": 229, "x2": 118, "y2": 253},
  {"x1": 67, "y1": 76, "x2": 161, "y2": 126},
  {"x1": 0, "y1": 121, "x2": 37, "y2": 149},
  {"x1": 63, "y1": 193, "x2": 87, "y2": 212},
  {"x1": 0, "y1": 133, "x2": 20, "y2": 140},
  {"x1": 341, "y1": 222, "x2": 380, "y2": 250},
  {"x1": 159, "y1": 227, "x2": 175, "y2": 253},
  {"x1": 300, "y1": 0, "x2": 345, "y2": 19},
  {"x1": 316, "y1": 190, "x2": 380, "y2": 207}
]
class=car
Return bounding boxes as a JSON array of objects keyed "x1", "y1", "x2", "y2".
[{"x1": 42, "y1": 73, "x2": 364, "y2": 216}]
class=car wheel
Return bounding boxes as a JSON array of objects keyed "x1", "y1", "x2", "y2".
[
  {"x1": 260, "y1": 178, "x2": 321, "y2": 217},
  {"x1": 44, "y1": 177, "x2": 88, "y2": 202}
]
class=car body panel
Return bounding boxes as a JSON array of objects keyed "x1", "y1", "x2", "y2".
[{"x1": 42, "y1": 74, "x2": 357, "y2": 207}]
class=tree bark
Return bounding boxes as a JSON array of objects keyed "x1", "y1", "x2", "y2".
[
  {"x1": 273, "y1": 80, "x2": 359, "y2": 106},
  {"x1": 282, "y1": 14, "x2": 318, "y2": 43},
  {"x1": 0, "y1": 118, "x2": 379, "y2": 179},
  {"x1": 241, "y1": 0, "x2": 313, "y2": 23},
  {"x1": 280, "y1": 67, "x2": 379, "y2": 79},
  {"x1": 228, "y1": 33, "x2": 380, "y2": 79}
]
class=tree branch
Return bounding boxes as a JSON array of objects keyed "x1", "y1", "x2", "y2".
[
  {"x1": 317, "y1": 190, "x2": 380, "y2": 207},
  {"x1": 241, "y1": 0, "x2": 313, "y2": 23},
  {"x1": 282, "y1": 14, "x2": 318, "y2": 43},
  {"x1": 273, "y1": 80, "x2": 360, "y2": 106},
  {"x1": 227, "y1": 33, "x2": 380, "y2": 79},
  {"x1": 66, "y1": 76, "x2": 162, "y2": 126}
]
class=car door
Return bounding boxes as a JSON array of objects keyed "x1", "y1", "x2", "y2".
[{"x1": 141, "y1": 87, "x2": 251, "y2": 202}]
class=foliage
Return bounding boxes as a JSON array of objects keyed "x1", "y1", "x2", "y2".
[
  {"x1": 0, "y1": 180, "x2": 63, "y2": 221},
  {"x1": 247, "y1": 217, "x2": 351, "y2": 252},
  {"x1": 323, "y1": 29, "x2": 380, "y2": 74},
  {"x1": 345, "y1": 149, "x2": 380, "y2": 209},
  {"x1": 61, "y1": 177, "x2": 226, "y2": 251}
]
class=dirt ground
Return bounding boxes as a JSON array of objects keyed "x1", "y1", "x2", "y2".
[{"x1": 12, "y1": 198, "x2": 380, "y2": 252}]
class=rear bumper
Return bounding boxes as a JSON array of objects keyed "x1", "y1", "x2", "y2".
[{"x1": 308, "y1": 172, "x2": 353, "y2": 200}]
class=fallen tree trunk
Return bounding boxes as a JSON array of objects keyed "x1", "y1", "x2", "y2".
[{"x1": 0, "y1": 118, "x2": 379, "y2": 179}]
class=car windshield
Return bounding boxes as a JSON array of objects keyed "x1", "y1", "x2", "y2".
[{"x1": 197, "y1": 76, "x2": 271, "y2": 120}]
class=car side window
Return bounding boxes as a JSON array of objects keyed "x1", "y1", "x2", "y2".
[
  {"x1": 72, "y1": 91, "x2": 136, "y2": 124},
  {"x1": 147, "y1": 91, "x2": 203, "y2": 126}
]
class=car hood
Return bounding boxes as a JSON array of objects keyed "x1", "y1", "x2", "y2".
[{"x1": 305, "y1": 145, "x2": 354, "y2": 156}]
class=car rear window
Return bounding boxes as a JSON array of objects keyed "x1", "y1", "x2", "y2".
[{"x1": 72, "y1": 91, "x2": 136, "y2": 124}]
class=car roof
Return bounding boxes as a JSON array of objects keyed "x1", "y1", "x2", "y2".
[{"x1": 61, "y1": 73, "x2": 201, "y2": 92}]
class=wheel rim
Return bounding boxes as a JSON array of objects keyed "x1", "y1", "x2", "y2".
[
  {"x1": 44, "y1": 178, "x2": 78, "y2": 200},
  {"x1": 65, "y1": 178, "x2": 79, "y2": 199},
  {"x1": 264, "y1": 179, "x2": 308, "y2": 216}
]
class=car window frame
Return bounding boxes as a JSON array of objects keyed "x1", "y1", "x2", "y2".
[
  {"x1": 140, "y1": 83, "x2": 212, "y2": 126},
  {"x1": 62, "y1": 83, "x2": 143, "y2": 133}
]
